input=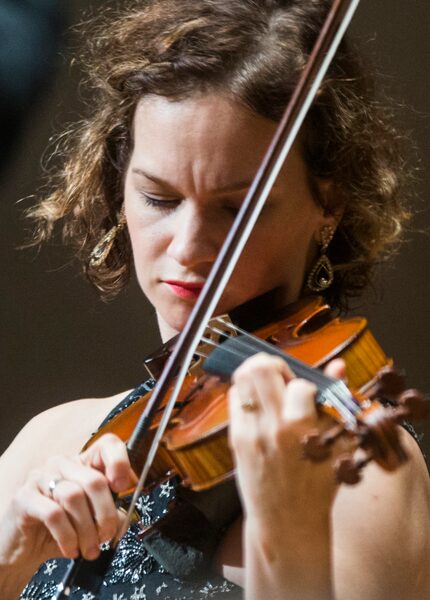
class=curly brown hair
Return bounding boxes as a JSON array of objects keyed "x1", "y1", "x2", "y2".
[{"x1": 29, "y1": 0, "x2": 411, "y2": 309}]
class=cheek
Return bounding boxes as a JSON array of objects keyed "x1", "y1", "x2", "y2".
[
  {"x1": 230, "y1": 207, "x2": 317, "y2": 297},
  {"x1": 248, "y1": 211, "x2": 314, "y2": 265},
  {"x1": 125, "y1": 193, "x2": 166, "y2": 262},
  {"x1": 129, "y1": 223, "x2": 165, "y2": 271},
  {"x1": 124, "y1": 207, "x2": 166, "y2": 287}
]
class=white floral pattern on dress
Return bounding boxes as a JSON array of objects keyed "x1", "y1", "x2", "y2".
[{"x1": 43, "y1": 560, "x2": 58, "y2": 576}]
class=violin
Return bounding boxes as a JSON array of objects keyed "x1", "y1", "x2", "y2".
[
  {"x1": 53, "y1": 295, "x2": 426, "y2": 598},
  {"x1": 83, "y1": 295, "x2": 426, "y2": 493}
]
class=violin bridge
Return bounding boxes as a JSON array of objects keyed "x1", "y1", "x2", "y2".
[{"x1": 188, "y1": 314, "x2": 237, "y2": 377}]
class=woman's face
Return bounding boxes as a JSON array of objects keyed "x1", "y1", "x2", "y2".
[{"x1": 124, "y1": 93, "x2": 335, "y2": 340}]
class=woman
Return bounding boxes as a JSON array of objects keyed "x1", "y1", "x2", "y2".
[{"x1": 1, "y1": 1, "x2": 429, "y2": 598}]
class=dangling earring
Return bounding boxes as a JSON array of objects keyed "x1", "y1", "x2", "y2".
[
  {"x1": 307, "y1": 225, "x2": 335, "y2": 292},
  {"x1": 89, "y1": 208, "x2": 126, "y2": 268}
]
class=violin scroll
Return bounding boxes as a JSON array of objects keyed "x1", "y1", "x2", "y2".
[{"x1": 302, "y1": 364, "x2": 428, "y2": 485}]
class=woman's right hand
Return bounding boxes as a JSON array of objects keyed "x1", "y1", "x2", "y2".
[{"x1": 0, "y1": 433, "x2": 136, "y2": 568}]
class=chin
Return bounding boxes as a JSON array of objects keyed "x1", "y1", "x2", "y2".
[{"x1": 160, "y1": 304, "x2": 194, "y2": 335}]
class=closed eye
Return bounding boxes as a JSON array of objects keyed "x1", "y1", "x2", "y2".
[{"x1": 139, "y1": 192, "x2": 181, "y2": 211}]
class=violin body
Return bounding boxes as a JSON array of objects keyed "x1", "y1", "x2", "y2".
[{"x1": 84, "y1": 296, "x2": 420, "y2": 493}]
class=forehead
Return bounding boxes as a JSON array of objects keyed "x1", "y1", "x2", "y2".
[
  {"x1": 129, "y1": 93, "x2": 310, "y2": 197},
  {"x1": 133, "y1": 92, "x2": 275, "y2": 138},
  {"x1": 131, "y1": 93, "x2": 277, "y2": 175}
]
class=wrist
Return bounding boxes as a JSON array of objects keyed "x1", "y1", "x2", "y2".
[{"x1": 244, "y1": 514, "x2": 333, "y2": 600}]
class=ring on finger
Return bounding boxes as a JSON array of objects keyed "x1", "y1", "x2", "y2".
[
  {"x1": 240, "y1": 397, "x2": 258, "y2": 412},
  {"x1": 48, "y1": 478, "x2": 66, "y2": 500}
]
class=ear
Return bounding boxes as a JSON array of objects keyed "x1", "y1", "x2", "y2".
[{"x1": 313, "y1": 178, "x2": 344, "y2": 242}]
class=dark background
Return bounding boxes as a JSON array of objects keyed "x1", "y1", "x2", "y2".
[{"x1": 1, "y1": 1, "x2": 429, "y2": 459}]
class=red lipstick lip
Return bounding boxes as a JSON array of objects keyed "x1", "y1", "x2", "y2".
[
  {"x1": 163, "y1": 280, "x2": 205, "y2": 300},
  {"x1": 163, "y1": 280, "x2": 205, "y2": 290}
]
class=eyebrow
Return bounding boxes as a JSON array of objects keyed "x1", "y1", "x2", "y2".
[{"x1": 131, "y1": 168, "x2": 252, "y2": 194}]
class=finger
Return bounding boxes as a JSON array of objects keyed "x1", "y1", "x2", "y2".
[
  {"x1": 53, "y1": 458, "x2": 120, "y2": 546},
  {"x1": 233, "y1": 352, "x2": 295, "y2": 386},
  {"x1": 324, "y1": 358, "x2": 346, "y2": 381},
  {"x1": 228, "y1": 380, "x2": 261, "y2": 427},
  {"x1": 41, "y1": 478, "x2": 101, "y2": 560},
  {"x1": 80, "y1": 433, "x2": 137, "y2": 493},
  {"x1": 251, "y1": 360, "x2": 289, "y2": 417},
  {"x1": 228, "y1": 385, "x2": 261, "y2": 453},
  {"x1": 16, "y1": 486, "x2": 79, "y2": 559},
  {"x1": 282, "y1": 378, "x2": 318, "y2": 422},
  {"x1": 233, "y1": 353, "x2": 294, "y2": 416}
]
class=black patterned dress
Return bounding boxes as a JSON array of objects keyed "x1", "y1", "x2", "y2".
[{"x1": 19, "y1": 381, "x2": 243, "y2": 600}]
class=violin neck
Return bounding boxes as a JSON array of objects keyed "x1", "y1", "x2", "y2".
[{"x1": 203, "y1": 333, "x2": 360, "y2": 427}]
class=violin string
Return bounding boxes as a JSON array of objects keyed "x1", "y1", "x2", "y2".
[
  {"x1": 193, "y1": 349, "x2": 210, "y2": 359},
  {"x1": 195, "y1": 333, "x2": 262, "y2": 367},
  {"x1": 220, "y1": 319, "x2": 359, "y2": 420},
  {"x1": 201, "y1": 334, "x2": 253, "y2": 361},
  {"x1": 205, "y1": 327, "x2": 356, "y2": 424},
  {"x1": 206, "y1": 318, "x2": 359, "y2": 422},
  {"x1": 212, "y1": 318, "x2": 335, "y2": 385},
  {"x1": 208, "y1": 319, "x2": 331, "y2": 386}
]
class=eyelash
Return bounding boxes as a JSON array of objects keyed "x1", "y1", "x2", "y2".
[
  {"x1": 139, "y1": 193, "x2": 180, "y2": 211},
  {"x1": 139, "y1": 192, "x2": 242, "y2": 217}
]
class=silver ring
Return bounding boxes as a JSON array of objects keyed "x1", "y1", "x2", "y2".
[
  {"x1": 48, "y1": 478, "x2": 65, "y2": 499},
  {"x1": 240, "y1": 397, "x2": 258, "y2": 412}
]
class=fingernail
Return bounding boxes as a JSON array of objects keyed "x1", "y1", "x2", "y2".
[
  {"x1": 68, "y1": 548, "x2": 79, "y2": 559},
  {"x1": 86, "y1": 546, "x2": 100, "y2": 560}
]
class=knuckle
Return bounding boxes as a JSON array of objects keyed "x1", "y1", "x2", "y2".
[
  {"x1": 245, "y1": 353, "x2": 285, "y2": 377},
  {"x1": 100, "y1": 432, "x2": 123, "y2": 447},
  {"x1": 231, "y1": 363, "x2": 248, "y2": 383},
  {"x1": 56, "y1": 533, "x2": 78, "y2": 558},
  {"x1": 232, "y1": 353, "x2": 262, "y2": 381},
  {"x1": 27, "y1": 468, "x2": 42, "y2": 484},
  {"x1": 287, "y1": 377, "x2": 317, "y2": 396},
  {"x1": 61, "y1": 485, "x2": 85, "y2": 507},
  {"x1": 62, "y1": 544, "x2": 79, "y2": 559},
  {"x1": 45, "y1": 505, "x2": 64, "y2": 528},
  {"x1": 99, "y1": 515, "x2": 118, "y2": 540},
  {"x1": 84, "y1": 472, "x2": 107, "y2": 494}
]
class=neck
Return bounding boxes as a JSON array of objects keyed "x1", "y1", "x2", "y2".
[{"x1": 157, "y1": 313, "x2": 180, "y2": 343}]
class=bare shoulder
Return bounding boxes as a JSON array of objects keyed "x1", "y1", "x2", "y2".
[
  {"x1": 333, "y1": 428, "x2": 430, "y2": 599},
  {"x1": 334, "y1": 427, "x2": 430, "y2": 529},
  {"x1": 0, "y1": 390, "x2": 130, "y2": 508},
  {"x1": 23, "y1": 390, "x2": 131, "y2": 455}
]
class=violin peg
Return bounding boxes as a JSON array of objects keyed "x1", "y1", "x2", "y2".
[
  {"x1": 365, "y1": 366, "x2": 405, "y2": 402},
  {"x1": 335, "y1": 454, "x2": 371, "y2": 485},
  {"x1": 396, "y1": 389, "x2": 428, "y2": 422},
  {"x1": 302, "y1": 431, "x2": 331, "y2": 461},
  {"x1": 302, "y1": 424, "x2": 345, "y2": 462},
  {"x1": 376, "y1": 366, "x2": 405, "y2": 398}
]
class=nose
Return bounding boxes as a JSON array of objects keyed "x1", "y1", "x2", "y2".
[{"x1": 166, "y1": 202, "x2": 221, "y2": 269}]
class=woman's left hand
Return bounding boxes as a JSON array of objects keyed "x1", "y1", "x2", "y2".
[
  {"x1": 228, "y1": 353, "x2": 346, "y2": 600},
  {"x1": 228, "y1": 352, "x2": 345, "y2": 527},
  {"x1": 226, "y1": 353, "x2": 430, "y2": 600}
]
